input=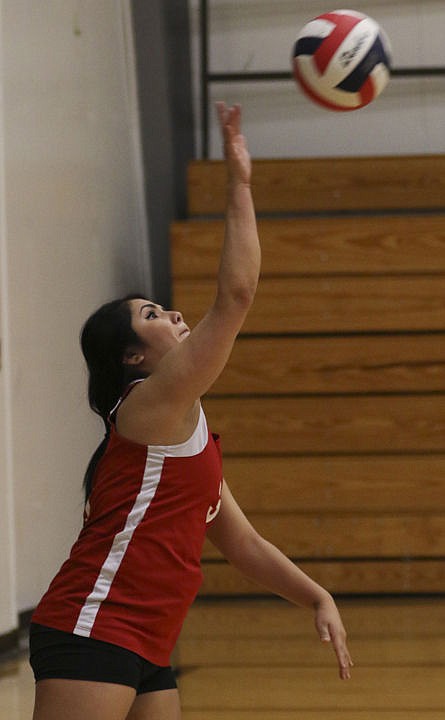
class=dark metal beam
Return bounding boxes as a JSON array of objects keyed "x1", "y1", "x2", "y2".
[{"x1": 207, "y1": 67, "x2": 445, "y2": 83}]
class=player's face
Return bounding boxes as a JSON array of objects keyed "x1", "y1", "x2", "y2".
[{"x1": 128, "y1": 298, "x2": 190, "y2": 366}]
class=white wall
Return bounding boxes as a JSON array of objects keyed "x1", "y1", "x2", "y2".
[
  {"x1": 0, "y1": 380, "x2": 16, "y2": 636},
  {"x1": 189, "y1": 0, "x2": 445, "y2": 158},
  {"x1": 0, "y1": 0, "x2": 150, "y2": 625},
  {"x1": 0, "y1": 0, "x2": 17, "y2": 636}
]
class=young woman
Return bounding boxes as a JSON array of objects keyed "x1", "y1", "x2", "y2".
[{"x1": 29, "y1": 102, "x2": 353, "y2": 720}]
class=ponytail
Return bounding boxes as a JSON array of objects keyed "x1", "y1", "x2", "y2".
[
  {"x1": 80, "y1": 295, "x2": 146, "y2": 502},
  {"x1": 83, "y1": 423, "x2": 111, "y2": 503}
]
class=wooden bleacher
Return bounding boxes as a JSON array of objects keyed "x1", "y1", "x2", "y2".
[
  {"x1": 177, "y1": 597, "x2": 445, "y2": 717},
  {"x1": 171, "y1": 154, "x2": 445, "y2": 596},
  {"x1": 186, "y1": 155, "x2": 445, "y2": 214}
]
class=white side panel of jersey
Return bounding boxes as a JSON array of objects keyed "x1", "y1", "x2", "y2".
[{"x1": 73, "y1": 448, "x2": 162, "y2": 636}]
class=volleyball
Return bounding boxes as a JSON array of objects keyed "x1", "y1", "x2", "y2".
[{"x1": 291, "y1": 9, "x2": 392, "y2": 111}]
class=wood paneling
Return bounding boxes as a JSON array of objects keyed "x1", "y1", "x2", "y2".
[
  {"x1": 183, "y1": 713, "x2": 445, "y2": 720},
  {"x1": 180, "y1": 598, "x2": 445, "y2": 637},
  {"x1": 210, "y1": 335, "x2": 445, "y2": 395},
  {"x1": 187, "y1": 155, "x2": 445, "y2": 215},
  {"x1": 200, "y1": 560, "x2": 445, "y2": 595},
  {"x1": 171, "y1": 214, "x2": 445, "y2": 278},
  {"x1": 204, "y1": 395, "x2": 445, "y2": 455},
  {"x1": 179, "y1": 628, "x2": 445, "y2": 668},
  {"x1": 202, "y1": 513, "x2": 445, "y2": 559},
  {"x1": 180, "y1": 666, "x2": 445, "y2": 711},
  {"x1": 178, "y1": 599, "x2": 445, "y2": 717},
  {"x1": 221, "y1": 455, "x2": 445, "y2": 512},
  {"x1": 175, "y1": 599, "x2": 445, "y2": 670},
  {"x1": 172, "y1": 155, "x2": 445, "y2": 597},
  {"x1": 174, "y1": 275, "x2": 445, "y2": 333}
]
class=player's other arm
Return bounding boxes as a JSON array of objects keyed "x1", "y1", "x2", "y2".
[{"x1": 206, "y1": 482, "x2": 353, "y2": 680}]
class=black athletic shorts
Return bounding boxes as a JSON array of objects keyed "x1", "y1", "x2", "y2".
[{"x1": 29, "y1": 624, "x2": 177, "y2": 695}]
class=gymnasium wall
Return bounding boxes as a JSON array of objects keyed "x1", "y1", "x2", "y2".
[
  {"x1": 188, "y1": 0, "x2": 445, "y2": 159},
  {"x1": 0, "y1": 0, "x2": 150, "y2": 634}
]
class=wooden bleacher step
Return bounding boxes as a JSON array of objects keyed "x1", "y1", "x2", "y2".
[
  {"x1": 171, "y1": 214, "x2": 445, "y2": 278},
  {"x1": 187, "y1": 155, "x2": 445, "y2": 215}
]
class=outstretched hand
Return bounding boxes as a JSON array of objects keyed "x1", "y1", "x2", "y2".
[
  {"x1": 314, "y1": 594, "x2": 354, "y2": 680},
  {"x1": 216, "y1": 101, "x2": 251, "y2": 186}
]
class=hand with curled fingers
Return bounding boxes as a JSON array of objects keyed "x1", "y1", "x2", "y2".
[{"x1": 216, "y1": 101, "x2": 252, "y2": 187}]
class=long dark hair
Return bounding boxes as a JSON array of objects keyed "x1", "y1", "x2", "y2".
[{"x1": 80, "y1": 294, "x2": 147, "y2": 502}]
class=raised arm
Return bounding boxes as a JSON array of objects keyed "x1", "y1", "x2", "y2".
[
  {"x1": 213, "y1": 102, "x2": 260, "y2": 318},
  {"x1": 161, "y1": 102, "x2": 261, "y2": 404},
  {"x1": 207, "y1": 483, "x2": 354, "y2": 680},
  {"x1": 121, "y1": 103, "x2": 261, "y2": 429}
]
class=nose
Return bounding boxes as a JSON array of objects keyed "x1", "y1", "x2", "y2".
[{"x1": 169, "y1": 310, "x2": 183, "y2": 324}]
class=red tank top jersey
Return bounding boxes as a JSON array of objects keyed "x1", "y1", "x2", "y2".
[{"x1": 32, "y1": 396, "x2": 223, "y2": 666}]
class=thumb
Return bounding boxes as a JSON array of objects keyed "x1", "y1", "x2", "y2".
[{"x1": 318, "y1": 622, "x2": 332, "y2": 643}]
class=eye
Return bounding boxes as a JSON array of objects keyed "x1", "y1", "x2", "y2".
[{"x1": 146, "y1": 310, "x2": 157, "y2": 320}]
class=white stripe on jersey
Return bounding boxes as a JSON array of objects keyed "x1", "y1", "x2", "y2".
[{"x1": 73, "y1": 406, "x2": 208, "y2": 637}]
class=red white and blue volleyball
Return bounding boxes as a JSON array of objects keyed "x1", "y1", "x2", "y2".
[{"x1": 292, "y1": 9, "x2": 392, "y2": 111}]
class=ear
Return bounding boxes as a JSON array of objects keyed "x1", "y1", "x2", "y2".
[{"x1": 123, "y1": 347, "x2": 145, "y2": 367}]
